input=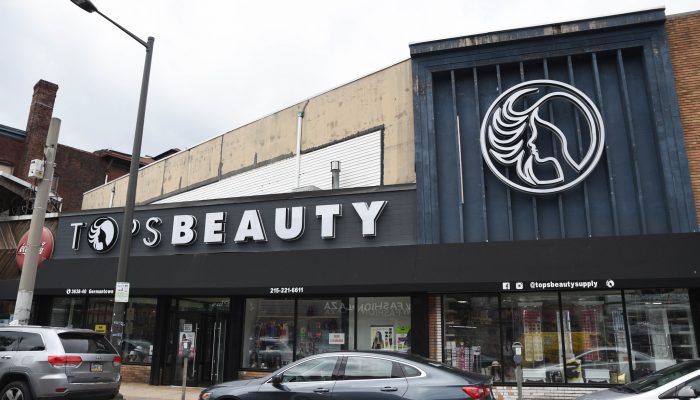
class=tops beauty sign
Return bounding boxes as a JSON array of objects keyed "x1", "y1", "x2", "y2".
[{"x1": 53, "y1": 189, "x2": 415, "y2": 259}]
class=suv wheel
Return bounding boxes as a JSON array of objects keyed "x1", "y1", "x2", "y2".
[{"x1": 1, "y1": 381, "x2": 32, "y2": 400}]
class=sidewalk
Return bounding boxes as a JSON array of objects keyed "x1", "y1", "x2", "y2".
[{"x1": 119, "y1": 382, "x2": 205, "y2": 400}]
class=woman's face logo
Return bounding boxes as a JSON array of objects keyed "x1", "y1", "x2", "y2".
[
  {"x1": 480, "y1": 79, "x2": 605, "y2": 195},
  {"x1": 87, "y1": 217, "x2": 119, "y2": 253}
]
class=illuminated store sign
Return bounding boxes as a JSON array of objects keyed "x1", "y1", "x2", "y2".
[
  {"x1": 53, "y1": 189, "x2": 416, "y2": 259},
  {"x1": 70, "y1": 201, "x2": 387, "y2": 252},
  {"x1": 480, "y1": 79, "x2": 605, "y2": 195}
]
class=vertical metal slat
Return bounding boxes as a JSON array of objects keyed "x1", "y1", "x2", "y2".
[
  {"x1": 496, "y1": 64, "x2": 514, "y2": 241},
  {"x1": 592, "y1": 52, "x2": 620, "y2": 235},
  {"x1": 616, "y1": 49, "x2": 648, "y2": 234},
  {"x1": 520, "y1": 62, "x2": 540, "y2": 240},
  {"x1": 543, "y1": 58, "x2": 566, "y2": 238},
  {"x1": 474, "y1": 67, "x2": 489, "y2": 242},
  {"x1": 567, "y1": 55, "x2": 593, "y2": 237},
  {"x1": 451, "y1": 70, "x2": 465, "y2": 243}
]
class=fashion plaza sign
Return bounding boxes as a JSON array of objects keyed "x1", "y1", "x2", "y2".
[{"x1": 53, "y1": 190, "x2": 416, "y2": 259}]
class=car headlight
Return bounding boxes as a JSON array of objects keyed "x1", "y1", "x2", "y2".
[{"x1": 199, "y1": 391, "x2": 211, "y2": 400}]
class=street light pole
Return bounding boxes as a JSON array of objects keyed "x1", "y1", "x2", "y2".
[{"x1": 69, "y1": 0, "x2": 154, "y2": 350}]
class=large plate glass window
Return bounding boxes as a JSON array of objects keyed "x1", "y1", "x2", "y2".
[
  {"x1": 443, "y1": 295, "x2": 501, "y2": 381},
  {"x1": 625, "y1": 289, "x2": 698, "y2": 379},
  {"x1": 122, "y1": 298, "x2": 157, "y2": 364},
  {"x1": 560, "y1": 291, "x2": 628, "y2": 384},
  {"x1": 49, "y1": 297, "x2": 85, "y2": 328},
  {"x1": 356, "y1": 296, "x2": 411, "y2": 352},
  {"x1": 501, "y1": 292, "x2": 563, "y2": 383},
  {"x1": 242, "y1": 298, "x2": 295, "y2": 370},
  {"x1": 296, "y1": 298, "x2": 351, "y2": 359}
]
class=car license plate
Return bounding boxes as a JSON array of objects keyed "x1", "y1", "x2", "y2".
[{"x1": 90, "y1": 362, "x2": 103, "y2": 373}]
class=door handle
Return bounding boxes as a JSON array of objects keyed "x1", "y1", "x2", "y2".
[
  {"x1": 0, "y1": 355, "x2": 12, "y2": 360},
  {"x1": 381, "y1": 386, "x2": 398, "y2": 392},
  {"x1": 313, "y1": 388, "x2": 330, "y2": 393}
]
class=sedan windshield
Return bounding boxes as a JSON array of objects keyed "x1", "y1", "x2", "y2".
[{"x1": 619, "y1": 361, "x2": 700, "y2": 393}]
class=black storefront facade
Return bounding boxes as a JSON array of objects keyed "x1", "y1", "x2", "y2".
[
  {"x1": 27, "y1": 184, "x2": 700, "y2": 391},
  {"x1": 10, "y1": 8, "x2": 700, "y2": 399},
  {"x1": 408, "y1": 7, "x2": 700, "y2": 395}
]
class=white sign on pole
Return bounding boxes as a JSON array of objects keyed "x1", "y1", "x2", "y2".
[{"x1": 115, "y1": 282, "x2": 130, "y2": 303}]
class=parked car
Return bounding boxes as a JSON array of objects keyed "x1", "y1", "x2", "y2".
[
  {"x1": 576, "y1": 360, "x2": 700, "y2": 400},
  {"x1": 200, "y1": 351, "x2": 493, "y2": 400},
  {"x1": 0, "y1": 326, "x2": 121, "y2": 400}
]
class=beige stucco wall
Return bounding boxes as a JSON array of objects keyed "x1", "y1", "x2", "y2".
[{"x1": 82, "y1": 60, "x2": 415, "y2": 210}]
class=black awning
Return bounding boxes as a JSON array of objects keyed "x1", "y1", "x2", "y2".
[{"x1": 34, "y1": 232, "x2": 700, "y2": 297}]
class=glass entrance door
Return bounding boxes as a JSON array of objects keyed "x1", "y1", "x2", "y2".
[{"x1": 162, "y1": 298, "x2": 229, "y2": 387}]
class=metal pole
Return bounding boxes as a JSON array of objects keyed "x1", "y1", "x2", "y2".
[
  {"x1": 181, "y1": 354, "x2": 188, "y2": 400},
  {"x1": 516, "y1": 365, "x2": 523, "y2": 400},
  {"x1": 110, "y1": 36, "x2": 154, "y2": 350},
  {"x1": 12, "y1": 118, "x2": 61, "y2": 325}
]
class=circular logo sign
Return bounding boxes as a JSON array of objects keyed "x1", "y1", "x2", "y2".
[
  {"x1": 480, "y1": 79, "x2": 605, "y2": 195},
  {"x1": 16, "y1": 227, "x2": 55, "y2": 270},
  {"x1": 87, "y1": 217, "x2": 119, "y2": 253}
]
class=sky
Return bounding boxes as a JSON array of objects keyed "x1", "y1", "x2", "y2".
[{"x1": 1, "y1": 0, "x2": 699, "y2": 158}]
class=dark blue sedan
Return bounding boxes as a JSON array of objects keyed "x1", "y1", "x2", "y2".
[{"x1": 199, "y1": 351, "x2": 493, "y2": 400}]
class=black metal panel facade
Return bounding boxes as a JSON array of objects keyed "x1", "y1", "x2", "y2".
[{"x1": 412, "y1": 9, "x2": 697, "y2": 244}]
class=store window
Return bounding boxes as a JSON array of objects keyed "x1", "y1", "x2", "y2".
[
  {"x1": 356, "y1": 296, "x2": 411, "y2": 352},
  {"x1": 561, "y1": 291, "x2": 628, "y2": 384},
  {"x1": 501, "y1": 292, "x2": 562, "y2": 383},
  {"x1": 122, "y1": 298, "x2": 157, "y2": 364},
  {"x1": 241, "y1": 296, "x2": 412, "y2": 370},
  {"x1": 625, "y1": 289, "x2": 698, "y2": 379},
  {"x1": 50, "y1": 298, "x2": 85, "y2": 328},
  {"x1": 296, "y1": 298, "x2": 350, "y2": 359},
  {"x1": 86, "y1": 298, "x2": 113, "y2": 331},
  {"x1": 443, "y1": 295, "x2": 501, "y2": 380},
  {"x1": 242, "y1": 298, "x2": 295, "y2": 370}
]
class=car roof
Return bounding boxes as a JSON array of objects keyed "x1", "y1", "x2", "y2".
[
  {"x1": 298, "y1": 351, "x2": 490, "y2": 380},
  {"x1": 0, "y1": 325, "x2": 102, "y2": 335}
]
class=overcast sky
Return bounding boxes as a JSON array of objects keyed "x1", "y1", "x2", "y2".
[{"x1": 1, "y1": 0, "x2": 699, "y2": 157}]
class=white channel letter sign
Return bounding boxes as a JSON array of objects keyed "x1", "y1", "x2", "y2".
[
  {"x1": 480, "y1": 79, "x2": 605, "y2": 195},
  {"x1": 69, "y1": 200, "x2": 389, "y2": 253}
]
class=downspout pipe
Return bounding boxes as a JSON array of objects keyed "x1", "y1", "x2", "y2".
[{"x1": 295, "y1": 100, "x2": 310, "y2": 188}]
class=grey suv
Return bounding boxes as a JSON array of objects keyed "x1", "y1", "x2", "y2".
[{"x1": 0, "y1": 326, "x2": 121, "y2": 400}]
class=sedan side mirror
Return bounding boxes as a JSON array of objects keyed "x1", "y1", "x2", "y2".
[
  {"x1": 677, "y1": 386, "x2": 698, "y2": 399},
  {"x1": 271, "y1": 375, "x2": 283, "y2": 386}
]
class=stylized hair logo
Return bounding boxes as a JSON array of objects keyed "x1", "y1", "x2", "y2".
[
  {"x1": 480, "y1": 79, "x2": 605, "y2": 195},
  {"x1": 87, "y1": 217, "x2": 119, "y2": 253}
]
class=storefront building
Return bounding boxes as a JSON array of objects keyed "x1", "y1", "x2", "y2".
[{"x1": 8, "y1": 8, "x2": 700, "y2": 400}]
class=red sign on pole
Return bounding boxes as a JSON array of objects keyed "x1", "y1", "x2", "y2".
[{"x1": 16, "y1": 227, "x2": 55, "y2": 270}]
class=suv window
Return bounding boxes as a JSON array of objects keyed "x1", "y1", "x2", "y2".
[
  {"x1": 0, "y1": 332, "x2": 18, "y2": 352},
  {"x1": 342, "y1": 357, "x2": 403, "y2": 380},
  {"x1": 59, "y1": 332, "x2": 116, "y2": 354},
  {"x1": 17, "y1": 333, "x2": 45, "y2": 351}
]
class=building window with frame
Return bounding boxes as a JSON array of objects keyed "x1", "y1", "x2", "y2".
[
  {"x1": 356, "y1": 297, "x2": 411, "y2": 352},
  {"x1": 121, "y1": 297, "x2": 157, "y2": 365},
  {"x1": 443, "y1": 295, "x2": 502, "y2": 381},
  {"x1": 560, "y1": 291, "x2": 628, "y2": 384},
  {"x1": 501, "y1": 292, "x2": 563, "y2": 383},
  {"x1": 242, "y1": 298, "x2": 295, "y2": 370},
  {"x1": 625, "y1": 289, "x2": 698, "y2": 380}
]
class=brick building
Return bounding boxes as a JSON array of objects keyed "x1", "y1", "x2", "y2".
[
  {"x1": 0, "y1": 80, "x2": 157, "y2": 216},
  {"x1": 6, "y1": 8, "x2": 700, "y2": 399}
]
